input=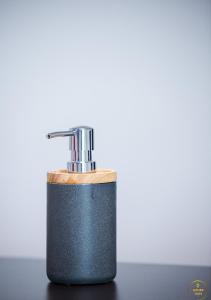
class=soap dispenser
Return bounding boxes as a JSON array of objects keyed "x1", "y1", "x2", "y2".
[{"x1": 46, "y1": 126, "x2": 117, "y2": 285}]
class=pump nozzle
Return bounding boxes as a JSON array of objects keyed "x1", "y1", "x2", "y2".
[
  {"x1": 47, "y1": 126, "x2": 96, "y2": 173},
  {"x1": 46, "y1": 130, "x2": 76, "y2": 139}
]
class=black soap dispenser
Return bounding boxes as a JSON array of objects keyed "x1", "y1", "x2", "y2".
[{"x1": 46, "y1": 126, "x2": 117, "y2": 285}]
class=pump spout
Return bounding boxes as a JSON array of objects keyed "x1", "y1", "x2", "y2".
[{"x1": 47, "y1": 130, "x2": 76, "y2": 139}]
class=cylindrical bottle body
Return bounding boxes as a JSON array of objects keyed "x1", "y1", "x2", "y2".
[{"x1": 47, "y1": 182, "x2": 116, "y2": 285}]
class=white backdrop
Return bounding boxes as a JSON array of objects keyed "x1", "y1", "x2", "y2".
[{"x1": 0, "y1": 0, "x2": 211, "y2": 266}]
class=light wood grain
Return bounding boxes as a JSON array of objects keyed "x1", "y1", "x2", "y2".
[{"x1": 47, "y1": 169, "x2": 117, "y2": 184}]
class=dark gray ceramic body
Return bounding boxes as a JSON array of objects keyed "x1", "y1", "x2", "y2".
[{"x1": 47, "y1": 182, "x2": 116, "y2": 285}]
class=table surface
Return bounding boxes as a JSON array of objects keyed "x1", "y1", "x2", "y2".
[{"x1": 0, "y1": 258, "x2": 210, "y2": 300}]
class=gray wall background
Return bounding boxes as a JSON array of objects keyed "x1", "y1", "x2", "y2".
[{"x1": 0, "y1": 0, "x2": 211, "y2": 266}]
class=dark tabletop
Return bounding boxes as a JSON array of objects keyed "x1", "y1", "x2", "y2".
[{"x1": 0, "y1": 258, "x2": 210, "y2": 300}]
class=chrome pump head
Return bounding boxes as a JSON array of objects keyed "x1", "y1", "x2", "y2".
[{"x1": 47, "y1": 126, "x2": 96, "y2": 173}]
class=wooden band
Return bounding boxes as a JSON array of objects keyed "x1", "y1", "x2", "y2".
[{"x1": 47, "y1": 169, "x2": 117, "y2": 185}]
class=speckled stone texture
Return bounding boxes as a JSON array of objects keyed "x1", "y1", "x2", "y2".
[{"x1": 47, "y1": 182, "x2": 116, "y2": 285}]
